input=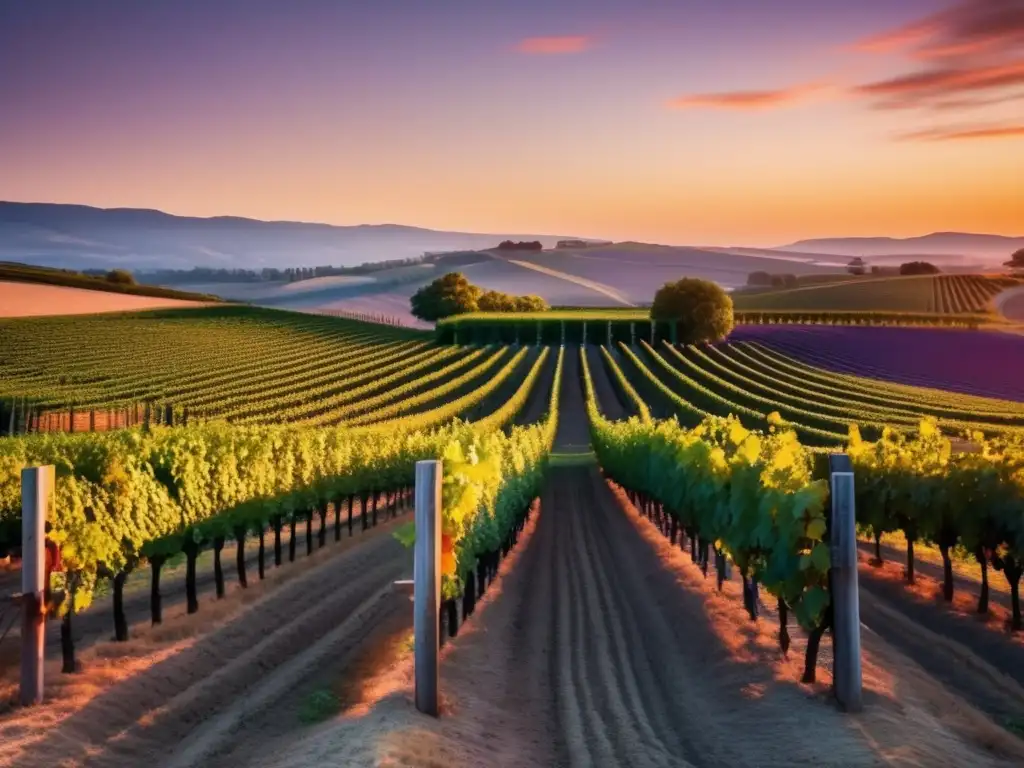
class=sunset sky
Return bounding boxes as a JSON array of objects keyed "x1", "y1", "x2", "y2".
[{"x1": 1, "y1": 0, "x2": 1022, "y2": 246}]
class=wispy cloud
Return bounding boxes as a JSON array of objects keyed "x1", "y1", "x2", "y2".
[
  {"x1": 897, "y1": 123, "x2": 1024, "y2": 141},
  {"x1": 514, "y1": 36, "x2": 591, "y2": 55},
  {"x1": 855, "y1": 60, "x2": 1024, "y2": 108},
  {"x1": 850, "y1": 0, "x2": 1024, "y2": 109},
  {"x1": 667, "y1": 83, "x2": 824, "y2": 110}
]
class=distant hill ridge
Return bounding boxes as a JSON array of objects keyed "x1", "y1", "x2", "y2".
[
  {"x1": 778, "y1": 232, "x2": 1024, "y2": 261},
  {"x1": 0, "y1": 201, "x2": 586, "y2": 272}
]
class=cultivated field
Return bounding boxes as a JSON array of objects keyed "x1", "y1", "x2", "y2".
[
  {"x1": 731, "y1": 325, "x2": 1024, "y2": 402},
  {"x1": 2, "y1": 307, "x2": 1024, "y2": 767},
  {"x1": 0, "y1": 281, "x2": 209, "y2": 318},
  {"x1": 732, "y1": 274, "x2": 1018, "y2": 314}
]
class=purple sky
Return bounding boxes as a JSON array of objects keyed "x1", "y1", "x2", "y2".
[{"x1": 1, "y1": 0, "x2": 1021, "y2": 244}]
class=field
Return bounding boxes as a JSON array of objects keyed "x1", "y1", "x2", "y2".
[
  {"x1": 732, "y1": 325, "x2": 1024, "y2": 402},
  {"x1": 0, "y1": 264, "x2": 221, "y2": 303},
  {"x1": 732, "y1": 274, "x2": 1018, "y2": 314},
  {"x1": 2, "y1": 306, "x2": 1024, "y2": 767},
  {"x1": 0, "y1": 281, "x2": 211, "y2": 319}
]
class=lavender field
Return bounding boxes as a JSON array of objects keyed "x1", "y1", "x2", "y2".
[{"x1": 730, "y1": 325, "x2": 1024, "y2": 403}]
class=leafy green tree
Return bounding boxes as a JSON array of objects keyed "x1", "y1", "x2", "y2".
[
  {"x1": 847, "y1": 257, "x2": 867, "y2": 276},
  {"x1": 515, "y1": 294, "x2": 549, "y2": 312},
  {"x1": 106, "y1": 269, "x2": 136, "y2": 285},
  {"x1": 410, "y1": 272, "x2": 481, "y2": 321},
  {"x1": 747, "y1": 271, "x2": 772, "y2": 287},
  {"x1": 650, "y1": 278, "x2": 734, "y2": 344},
  {"x1": 478, "y1": 290, "x2": 517, "y2": 312}
]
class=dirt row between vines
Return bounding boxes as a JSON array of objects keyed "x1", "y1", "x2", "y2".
[
  {"x1": 0, "y1": 499, "x2": 383, "y2": 670},
  {"x1": 0, "y1": 513, "x2": 413, "y2": 768},
  {"x1": 239, "y1": 351, "x2": 1024, "y2": 767},
  {"x1": 241, "y1": 463, "x2": 1024, "y2": 768}
]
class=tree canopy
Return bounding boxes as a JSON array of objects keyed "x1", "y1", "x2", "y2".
[
  {"x1": 847, "y1": 257, "x2": 866, "y2": 276},
  {"x1": 410, "y1": 273, "x2": 549, "y2": 321},
  {"x1": 650, "y1": 278, "x2": 734, "y2": 344},
  {"x1": 1006, "y1": 248, "x2": 1024, "y2": 270},
  {"x1": 105, "y1": 269, "x2": 136, "y2": 286},
  {"x1": 899, "y1": 261, "x2": 941, "y2": 276},
  {"x1": 410, "y1": 272, "x2": 481, "y2": 321}
]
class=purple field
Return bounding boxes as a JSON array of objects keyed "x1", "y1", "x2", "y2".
[{"x1": 730, "y1": 325, "x2": 1024, "y2": 403}]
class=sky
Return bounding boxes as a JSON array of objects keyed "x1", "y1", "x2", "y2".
[{"x1": 1, "y1": 0, "x2": 1022, "y2": 246}]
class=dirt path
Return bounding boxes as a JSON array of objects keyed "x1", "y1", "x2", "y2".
[
  {"x1": 0, "y1": 514, "x2": 412, "y2": 768},
  {"x1": 513, "y1": 346, "x2": 556, "y2": 426},
  {"x1": 554, "y1": 345, "x2": 590, "y2": 451},
  {"x1": 585, "y1": 346, "x2": 627, "y2": 420},
  {"x1": 0, "y1": 501, "x2": 382, "y2": 671}
]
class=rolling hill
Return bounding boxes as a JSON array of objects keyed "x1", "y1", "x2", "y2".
[
  {"x1": 777, "y1": 232, "x2": 1024, "y2": 263},
  {"x1": 0, "y1": 201, "x2": 584, "y2": 272}
]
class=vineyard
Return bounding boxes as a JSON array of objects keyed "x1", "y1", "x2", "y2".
[
  {"x1": 732, "y1": 274, "x2": 1019, "y2": 314},
  {"x1": 2, "y1": 306, "x2": 1024, "y2": 766},
  {"x1": 0, "y1": 307, "x2": 553, "y2": 432}
]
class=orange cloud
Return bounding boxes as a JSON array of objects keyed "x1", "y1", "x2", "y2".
[
  {"x1": 898, "y1": 123, "x2": 1024, "y2": 141},
  {"x1": 667, "y1": 83, "x2": 824, "y2": 110},
  {"x1": 514, "y1": 36, "x2": 591, "y2": 55},
  {"x1": 855, "y1": 59, "x2": 1024, "y2": 108},
  {"x1": 850, "y1": 19, "x2": 937, "y2": 54}
]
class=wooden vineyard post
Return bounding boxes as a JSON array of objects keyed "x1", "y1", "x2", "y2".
[
  {"x1": 829, "y1": 454, "x2": 862, "y2": 713},
  {"x1": 536, "y1": 321, "x2": 541, "y2": 347},
  {"x1": 607, "y1": 320, "x2": 612, "y2": 347},
  {"x1": 582, "y1": 321, "x2": 587, "y2": 345},
  {"x1": 21, "y1": 465, "x2": 53, "y2": 706},
  {"x1": 630, "y1": 322, "x2": 636, "y2": 346},
  {"x1": 413, "y1": 460, "x2": 441, "y2": 717},
  {"x1": 650, "y1": 322, "x2": 655, "y2": 346},
  {"x1": 560, "y1": 320, "x2": 566, "y2": 346}
]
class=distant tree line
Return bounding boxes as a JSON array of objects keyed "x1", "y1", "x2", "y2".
[
  {"x1": 410, "y1": 272, "x2": 549, "y2": 321},
  {"x1": 138, "y1": 251, "x2": 498, "y2": 285},
  {"x1": 495, "y1": 240, "x2": 543, "y2": 251}
]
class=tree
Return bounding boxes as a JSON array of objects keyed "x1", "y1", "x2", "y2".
[
  {"x1": 515, "y1": 294, "x2": 549, "y2": 312},
  {"x1": 1006, "y1": 248, "x2": 1024, "y2": 273},
  {"x1": 650, "y1": 278, "x2": 734, "y2": 344},
  {"x1": 847, "y1": 258, "x2": 866, "y2": 276},
  {"x1": 409, "y1": 272, "x2": 481, "y2": 321},
  {"x1": 900, "y1": 261, "x2": 940, "y2": 276},
  {"x1": 105, "y1": 269, "x2": 136, "y2": 286},
  {"x1": 478, "y1": 290, "x2": 517, "y2": 312},
  {"x1": 747, "y1": 271, "x2": 772, "y2": 287}
]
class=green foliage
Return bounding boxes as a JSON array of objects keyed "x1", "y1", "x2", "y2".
[
  {"x1": 581, "y1": 348, "x2": 831, "y2": 630},
  {"x1": 650, "y1": 278, "x2": 735, "y2": 344},
  {"x1": 1006, "y1": 249, "x2": 1024, "y2": 269},
  {"x1": 410, "y1": 272, "x2": 482, "y2": 321},
  {"x1": 410, "y1": 273, "x2": 549, "y2": 321}
]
